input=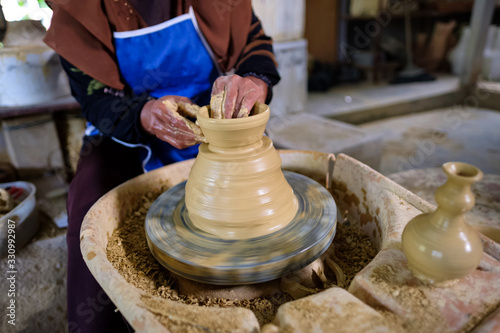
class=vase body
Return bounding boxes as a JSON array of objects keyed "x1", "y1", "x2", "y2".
[
  {"x1": 402, "y1": 162, "x2": 484, "y2": 284},
  {"x1": 185, "y1": 102, "x2": 298, "y2": 240}
]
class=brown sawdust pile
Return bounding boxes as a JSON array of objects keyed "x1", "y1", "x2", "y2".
[
  {"x1": 107, "y1": 191, "x2": 378, "y2": 327},
  {"x1": 330, "y1": 217, "x2": 378, "y2": 287},
  {"x1": 369, "y1": 264, "x2": 444, "y2": 332},
  {"x1": 277, "y1": 299, "x2": 403, "y2": 333},
  {"x1": 370, "y1": 264, "x2": 495, "y2": 333}
]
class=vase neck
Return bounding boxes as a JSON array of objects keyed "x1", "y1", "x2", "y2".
[
  {"x1": 434, "y1": 162, "x2": 483, "y2": 215},
  {"x1": 435, "y1": 179, "x2": 475, "y2": 214}
]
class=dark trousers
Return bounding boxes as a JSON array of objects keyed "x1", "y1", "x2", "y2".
[{"x1": 66, "y1": 136, "x2": 143, "y2": 333}]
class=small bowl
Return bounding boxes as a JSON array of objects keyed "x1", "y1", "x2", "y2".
[{"x1": 0, "y1": 181, "x2": 38, "y2": 257}]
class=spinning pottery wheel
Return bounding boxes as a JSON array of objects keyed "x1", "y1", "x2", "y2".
[
  {"x1": 145, "y1": 103, "x2": 337, "y2": 284},
  {"x1": 146, "y1": 171, "x2": 336, "y2": 284}
]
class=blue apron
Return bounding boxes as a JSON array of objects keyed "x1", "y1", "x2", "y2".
[{"x1": 87, "y1": 7, "x2": 220, "y2": 172}]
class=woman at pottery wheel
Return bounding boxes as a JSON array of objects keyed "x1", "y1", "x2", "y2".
[{"x1": 44, "y1": 1, "x2": 280, "y2": 332}]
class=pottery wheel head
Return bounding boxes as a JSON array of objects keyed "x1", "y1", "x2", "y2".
[{"x1": 145, "y1": 171, "x2": 337, "y2": 285}]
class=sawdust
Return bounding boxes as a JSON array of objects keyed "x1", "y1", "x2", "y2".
[
  {"x1": 330, "y1": 221, "x2": 378, "y2": 288},
  {"x1": 368, "y1": 264, "x2": 491, "y2": 333},
  {"x1": 140, "y1": 294, "x2": 259, "y2": 333},
  {"x1": 0, "y1": 211, "x2": 67, "y2": 332},
  {"x1": 367, "y1": 253, "x2": 500, "y2": 332},
  {"x1": 107, "y1": 190, "x2": 293, "y2": 326},
  {"x1": 106, "y1": 190, "x2": 378, "y2": 328},
  {"x1": 278, "y1": 300, "x2": 402, "y2": 333},
  {"x1": 369, "y1": 264, "x2": 444, "y2": 332},
  {"x1": 366, "y1": 266, "x2": 432, "y2": 332}
]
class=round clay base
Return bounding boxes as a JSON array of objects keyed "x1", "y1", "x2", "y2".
[
  {"x1": 145, "y1": 171, "x2": 337, "y2": 285},
  {"x1": 172, "y1": 272, "x2": 283, "y2": 300}
]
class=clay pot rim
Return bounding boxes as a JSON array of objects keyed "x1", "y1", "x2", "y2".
[
  {"x1": 197, "y1": 102, "x2": 269, "y2": 128},
  {"x1": 442, "y1": 162, "x2": 484, "y2": 182}
]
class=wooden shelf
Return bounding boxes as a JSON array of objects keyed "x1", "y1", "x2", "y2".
[
  {"x1": 353, "y1": 61, "x2": 400, "y2": 70},
  {"x1": 340, "y1": 5, "x2": 488, "y2": 22},
  {"x1": 0, "y1": 96, "x2": 79, "y2": 119}
]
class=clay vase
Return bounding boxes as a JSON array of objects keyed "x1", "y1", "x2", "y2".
[
  {"x1": 402, "y1": 162, "x2": 484, "y2": 284},
  {"x1": 185, "y1": 102, "x2": 298, "y2": 240}
]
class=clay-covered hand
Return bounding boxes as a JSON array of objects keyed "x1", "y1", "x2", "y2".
[
  {"x1": 210, "y1": 74, "x2": 268, "y2": 119},
  {"x1": 140, "y1": 96, "x2": 206, "y2": 149}
]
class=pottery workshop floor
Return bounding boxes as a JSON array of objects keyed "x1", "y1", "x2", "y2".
[
  {"x1": 303, "y1": 75, "x2": 500, "y2": 176},
  {"x1": 306, "y1": 75, "x2": 461, "y2": 119},
  {"x1": 2, "y1": 76, "x2": 500, "y2": 332}
]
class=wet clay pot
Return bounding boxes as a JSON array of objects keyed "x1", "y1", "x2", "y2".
[
  {"x1": 185, "y1": 102, "x2": 298, "y2": 240},
  {"x1": 402, "y1": 162, "x2": 484, "y2": 284}
]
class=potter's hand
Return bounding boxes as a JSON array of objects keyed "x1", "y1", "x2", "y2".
[
  {"x1": 140, "y1": 96, "x2": 206, "y2": 149},
  {"x1": 210, "y1": 74, "x2": 267, "y2": 119}
]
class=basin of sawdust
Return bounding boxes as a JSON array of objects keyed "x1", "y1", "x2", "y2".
[{"x1": 82, "y1": 151, "x2": 500, "y2": 332}]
